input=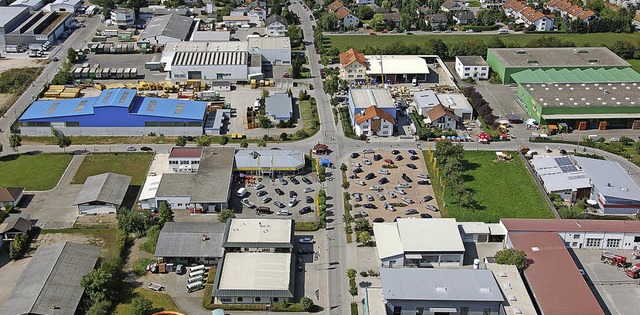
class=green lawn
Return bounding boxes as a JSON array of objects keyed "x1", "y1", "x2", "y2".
[
  {"x1": 299, "y1": 99, "x2": 320, "y2": 136},
  {"x1": 626, "y1": 59, "x2": 640, "y2": 74},
  {"x1": 428, "y1": 151, "x2": 554, "y2": 222},
  {"x1": 465, "y1": 0, "x2": 481, "y2": 7},
  {"x1": 327, "y1": 33, "x2": 640, "y2": 52},
  {"x1": 0, "y1": 153, "x2": 72, "y2": 190},
  {"x1": 114, "y1": 288, "x2": 180, "y2": 315},
  {"x1": 71, "y1": 153, "x2": 153, "y2": 186}
]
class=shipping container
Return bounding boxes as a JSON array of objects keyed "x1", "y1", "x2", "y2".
[
  {"x1": 130, "y1": 68, "x2": 138, "y2": 78},
  {"x1": 124, "y1": 68, "x2": 131, "y2": 78}
]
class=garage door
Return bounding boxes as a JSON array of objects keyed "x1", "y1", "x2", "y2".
[{"x1": 188, "y1": 71, "x2": 202, "y2": 80}]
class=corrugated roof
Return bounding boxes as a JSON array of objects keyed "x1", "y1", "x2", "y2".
[
  {"x1": 350, "y1": 88, "x2": 395, "y2": 109},
  {"x1": 95, "y1": 88, "x2": 135, "y2": 108},
  {"x1": 169, "y1": 147, "x2": 203, "y2": 158},
  {"x1": 381, "y1": 268, "x2": 504, "y2": 302},
  {"x1": 366, "y1": 55, "x2": 431, "y2": 75},
  {"x1": 154, "y1": 222, "x2": 225, "y2": 258},
  {"x1": 139, "y1": 14, "x2": 193, "y2": 41},
  {"x1": 73, "y1": 172, "x2": 132, "y2": 206},
  {"x1": 234, "y1": 149, "x2": 305, "y2": 171},
  {"x1": 509, "y1": 232, "x2": 604, "y2": 315},
  {"x1": 171, "y1": 50, "x2": 247, "y2": 66},
  {"x1": 501, "y1": 218, "x2": 640, "y2": 233},
  {"x1": 130, "y1": 96, "x2": 206, "y2": 120},
  {"x1": 0, "y1": 242, "x2": 99, "y2": 315},
  {"x1": 0, "y1": 7, "x2": 29, "y2": 28},
  {"x1": 265, "y1": 93, "x2": 293, "y2": 120}
]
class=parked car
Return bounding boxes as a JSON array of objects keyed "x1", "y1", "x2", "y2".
[
  {"x1": 373, "y1": 154, "x2": 382, "y2": 161},
  {"x1": 304, "y1": 187, "x2": 314, "y2": 193},
  {"x1": 408, "y1": 149, "x2": 417, "y2": 155},
  {"x1": 378, "y1": 177, "x2": 389, "y2": 185},
  {"x1": 299, "y1": 206, "x2": 313, "y2": 214},
  {"x1": 404, "y1": 209, "x2": 419, "y2": 215},
  {"x1": 425, "y1": 205, "x2": 439, "y2": 211},
  {"x1": 402, "y1": 173, "x2": 412, "y2": 182},
  {"x1": 365, "y1": 172, "x2": 376, "y2": 180},
  {"x1": 274, "y1": 200, "x2": 285, "y2": 208},
  {"x1": 257, "y1": 190, "x2": 268, "y2": 197},
  {"x1": 366, "y1": 193, "x2": 374, "y2": 201},
  {"x1": 353, "y1": 167, "x2": 363, "y2": 174},
  {"x1": 350, "y1": 152, "x2": 360, "y2": 158},
  {"x1": 306, "y1": 196, "x2": 314, "y2": 203},
  {"x1": 141, "y1": 146, "x2": 153, "y2": 152},
  {"x1": 298, "y1": 248, "x2": 314, "y2": 254},
  {"x1": 417, "y1": 180, "x2": 430, "y2": 185},
  {"x1": 302, "y1": 177, "x2": 312, "y2": 185},
  {"x1": 262, "y1": 196, "x2": 272, "y2": 203},
  {"x1": 391, "y1": 150, "x2": 400, "y2": 155},
  {"x1": 275, "y1": 188, "x2": 285, "y2": 195},
  {"x1": 289, "y1": 191, "x2": 297, "y2": 198},
  {"x1": 255, "y1": 183, "x2": 265, "y2": 190},
  {"x1": 126, "y1": 146, "x2": 136, "y2": 151},
  {"x1": 384, "y1": 203, "x2": 396, "y2": 212},
  {"x1": 410, "y1": 155, "x2": 420, "y2": 161},
  {"x1": 279, "y1": 177, "x2": 288, "y2": 185},
  {"x1": 358, "y1": 210, "x2": 369, "y2": 217},
  {"x1": 396, "y1": 182, "x2": 411, "y2": 188},
  {"x1": 420, "y1": 213, "x2": 433, "y2": 218},
  {"x1": 353, "y1": 193, "x2": 362, "y2": 202},
  {"x1": 421, "y1": 195, "x2": 433, "y2": 202},
  {"x1": 299, "y1": 237, "x2": 315, "y2": 244},
  {"x1": 402, "y1": 197, "x2": 414, "y2": 204},
  {"x1": 376, "y1": 192, "x2": 386, "y2": 200},
  {"x1": 369, "y1": 185, "x2": 383, "y2": 191},
  {"x1": 395, "y1": 155, "x2": 404, "y2": 161},
  {"x1": 351, "y1": 162, "x2": 362, "y2": 167},
  {"x1": 355, "y1": 180, "x2": 366, "y2": 186},
  {"x1": 406, "y1": 163, "x2": 417, "y2": 169},
  {"x1": 417, "y1": 173, "x2": 430, "y2": 179},
  {"x1": 288, "y1": 198, "x2": 298, "y2": 207},
  {"x1": 386, "y1": 191, "x2": 397, "y2": 198},
  {"x1": 363, "y1": 149, "x2": 375, "y2": 154},
  {"x1": 289, "y1": 177, "x2": 300, "y2": 185},
  {"x1": 277, "y1": 209, "x2": 289, "y2": 215},
  {"x1": 363, "y1": 159, "x2": 372, "y2": 165},
  {"x1": 241, "y1": 198, "x2": 256, "y2": 208},
  {"x1": 363, "y1": 203, "x2": 377, "y2": 209},
  {"x1": 378, "y1": 169, "x2": 390, "y2": 175}
]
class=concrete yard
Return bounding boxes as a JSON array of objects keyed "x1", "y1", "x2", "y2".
[
  {"x1": 85, "y1": 53, "x2": 163, "y2": 82},
  {"x1": 347, "y1": 149, "x2": 440, "y2": 223}
]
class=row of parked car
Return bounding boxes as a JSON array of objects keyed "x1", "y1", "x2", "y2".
[{"x1": 239, "y1": 176, "x2": 316, "y2": 216}]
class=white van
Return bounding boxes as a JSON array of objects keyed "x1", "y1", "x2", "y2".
[
  {"x1": 187, "y1": 275, "x2": 204, "y2": 283},
  {"x1": 189, "y1": 269, "x2": 205, "y2": 278},
  {"x1": 237, "y1": 187, "x2": 248, "y2": 197},
  {"x1": 190, "y1": 265, "x2": 205, "y2": 272},
  {"x1": 186, "y1": 281, "x2": 204, "y2": 292}
]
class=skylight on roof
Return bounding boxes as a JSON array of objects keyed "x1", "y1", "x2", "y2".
[
  {"x1": 146, "y1": 100, "x2": 157, "y2": 112},
  {"x1": 47, "y1": 102, "x2": 60, "y2": 114}
]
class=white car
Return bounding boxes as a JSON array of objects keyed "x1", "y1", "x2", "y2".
[
  {"x1": 288, "y1": 198, "x2": 298, "y2": 207},
  {"x1": 610, "y1": 137, "x2": 620, "y2": 142},
  {"x1": 304, "y1": 187, "x2": 315, "y2": 193},
  {"x1": 261, "y1": 196, "x2": 272, "y2": 203},
  {"x1": 402, "y1": 197, "x2": 414, "y2": 204},
  {"x1": 358, "y1": 210, "x2": 369, "y2": 217},
  {"x1": 378, "y1": 169, "x2": 390, "y2": 175},
  {"x1": 255, "y1": 183, "x2": 265, "y2": 190},
  {"x1": 395, "y1": 188, "x2": 407, "y2": 195},
  {"x1": 355, "y1": 180, "x2": 366, "y2": 186},
  {"x1": 277, "y1": 209, "x2": 289, "y2": 216},
  {"x1": 386, "y1": 191, "x2": 397, "y2": 198},
  {"x1": 363, "y1": 159, "x2": 372, "y2": 165},
  {"x1": 396, "y1": 182, "x2": 411, "y2": 188},
  {"x1": 369, "y1": 185, "x2": 383, "y2": 191},
  {"x1": 417, "y1": 173, "x2": 430, "y2": 179},
  {"x1": 351, "y1": 162, "x2": 362, "y2": 167},
  {"x1": 241, "y1": 198, "x2": 256, "y2": 208}
]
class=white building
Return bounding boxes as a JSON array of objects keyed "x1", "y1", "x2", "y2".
[
  {"x1": 265, "y1": 14, "x2": 288, "y2": 37},
  {"x1": 111, "y1": 8, "x2": 135, "y2": 28},
  {"x1": 356, "y1": 0, "x2": 375, "y2": 4},
  {"x1": 138, "y1": 14, "x2": 194, "y2": 45},
  {"x1": 248, "y1": 37, "x2": 291, "y2": 65},
  {"x1": 455, "y1": 56, "x2": 489, "y2": 80},
  {"x1": 168, "y1": 147, "x2": 203, "y2": 172},
  {"x1": 335, "y1": 8, "x2": 359, "y2": 28},
  {"x1": 366, "y1": 55, "x2": 431, "y2": 84},
  {"x1": 373, "y1": 218, "x2": 465, "y2": 268},
  {"x1": 530, "y1": 156, "x2": 592, "y2": 202},
  {"x1": 50, "y1": 0, "x2": 82, "y2": 13},
  {"x1": 9, "y1": 0, "x2": 44, "y2": 11},
  {"x1": 339, "y1": 48, "x2": 368, "y2": 81},
  {"x1": 413, "y1": 91, "x2": 473, "y2": 121},
  {"x1": 426, "y1": 104, "x2": 460, "y2": 130},
  {"x1": 413, "y1": 90, "x2": 440, "y2": 116},
  {"x1": 354, "y1": 105, "x2": 395, "y2": 137},
  {"x1": 265, "y1": 93, "x2": 293, "y2": 122},
  {"x1": 73, "y1": 173, "x2": 132, "y2": 215}
]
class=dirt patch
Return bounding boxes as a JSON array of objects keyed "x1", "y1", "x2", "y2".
[
  {"x1": 34, "y1": 233, "x2": 100, "y2": 250},
  {"x1": 0, "y1": 93, "x2": 15, "y2": 112},
  {"x1": 74, "y1": 214, "x2": 118, "y2": 228},
  {"x1": 124, "y1": 237, "x2": 154, "y2": 273}
]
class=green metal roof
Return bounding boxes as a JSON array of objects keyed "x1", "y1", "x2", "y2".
[{"x1": 511, "y1": 68, "x2": 640, "y2": 84}]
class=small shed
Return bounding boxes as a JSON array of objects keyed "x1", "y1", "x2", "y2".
[
  {"x1": 312, "y1": 144, "x2": 329, "y2": 155},
  {"x1": 74, "y1": 173, "x2": 132, "y2": 215}
]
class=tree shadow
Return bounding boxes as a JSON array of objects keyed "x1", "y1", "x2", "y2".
[{"x1": 462, "y1": 160, "x2": 481, "y2": 171}]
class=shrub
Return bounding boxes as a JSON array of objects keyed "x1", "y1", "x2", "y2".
[
  {"x1": 140, "y1": 225, "x2": 160, "y2": 253},
  {"x1": 295, "y1": 221, "x2": 320, "y2": 231},
  {"x1": 359, "y1": 271, "x2": 369, "y2": 277},
  {"x1": 133, "y1": 258, "x2": 154, "y2": 276},
  {"x1": 86, "y1": 300, "x2": 112, "y2": 315},
  {"x1": 131, "y1": 295, "x2": 154, "y2": 315}
]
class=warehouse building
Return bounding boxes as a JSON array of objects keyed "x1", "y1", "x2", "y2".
[
  {"x1": 139, "y1": 6, "x2": 190, "y2": 20},
  {"x1": 155, "y1": 222, "x2": 226, "y2": 266},
  {"x1": 49, "y1": 0, "x2": 82, "y2": 13},
  {"x1": 4, "y1": 9, "x2": 71, "y2": 46},
  {"x1": 234, "y1": 149, "x2": 305, "y2": 176},
  {"x1": 531, "y1": 156, "x2": 592, "y2": 202},
  {"x1": 138, "y1": 14, "x2": 194, "y2": 45},
  {"x1": 74, "y1": 172, "x2": 132, "y2": 215},
  {"x1": 0, "y1": 7, "x2": 30, "y2": 47},
  {"x1": 9, "y1": 0, "x2": 44, "y2": 11},
  {"x1": 248, "y1": 36, "x2": 291, "y2": 65},
  {"x1": 413, "y1": 91, "x2": 473, "y2": 121},
  {"x1": 485, "y1": 262, "x2": 538, "y2": 315},
  {"x1": 19, "y1": 88, "x2": 207, "y2": 136},
  {"x1": 0, "y1": 242, "x2": 100, "y2": 315},
  {"x1": 265, "y1": 92, "x2": 293, "y2": 122},
  {"x1": 486, "y1": 47, "x2": 631, "y2": 84},
  {"x1": 348, "y1": 88, "x2": 397, "y2": 125},
  {"x1": 212, "y1": 219, "x2": 295, "y2": 305},
  {"x1": 366, "y1": 55, "x2": 431, "y2": 84},
  {"x1": 373, "y1": 218, "x2": 465, "y2": 268}
]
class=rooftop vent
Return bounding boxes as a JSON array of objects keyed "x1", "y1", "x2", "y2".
[
  {"x1": 479, "y1": 288, "x2": 492, "y2": 294},
  {"x1": 586, "y1": 102, "x2": 591, "y2": 106},
  {"x1": 499, "y1": 272, "x2": 507, "y2": 278},
  {"x1": 532, "y1": 247, "x2": 540, "y2": 251},
  {"x1": 576, "y1": 49, "x2": 589, "y2": 53},
  {"x1": 503, "y1": 283, "x2": 512, "y2": 289},
  {"x1": 435, "y1": 287, "x2": 447, "y2": 293},
  {"x1": 514, "y1": 308, "x2": 523, "y2": 315}
]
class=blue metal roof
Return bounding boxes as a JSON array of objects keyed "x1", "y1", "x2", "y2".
[
  {"x1": 94, "y1": 89, "x2": 136, "y2": 108},
  {"x1": 20, "y1": 97, "x2": 98, "y2": 120},
  {"x1": 130, "y1": 97, "x2": 206, "y2": 120}
]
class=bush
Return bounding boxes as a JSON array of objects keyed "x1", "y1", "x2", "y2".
[
  {"x1": 359, "y1": 271, "x2": 369, "y2": 277},
  {"x1": 131, "y1": 295, "x2": 154, "y2": 315},
  {"x1": 9, "y1": 233, "x2": 30, "y2": 260},
  {"x1": 0, "y1": 67, "x2": 42, "y2": 93},
  {"x1": 140, "y1": 225, "x2": 161, "y2": 253},
  {"x1": 295, "y1": 221, "x2": 320, "y2": 231},
  {"x1": 351, "y1": 302, "x2": 358, "y2": 315},
  {"x1": 86, "y1": 300, "x2": 112, "y2": 315},
  {"x1": 218, "y1": 209, "x2": 236, "y2": 222},
  {"x1": 367, "y1": 269, "x2": 379, "y2": 277},
  {"x1": 300, "y1": 297, "x2": 314, "y2": 311},
  {"x1": 133, "y1": 258, "x2": 154, "y2": 276}
]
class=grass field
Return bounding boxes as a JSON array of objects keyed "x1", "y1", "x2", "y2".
[
  {"x1": 40, "y1": 228, "x2": 120, "y2": 258},
  {"x1": 326, "y1": 33, "x2": 640, "y2": 52},
  {"x1": 626, "y1": 59, "x2": 640, "y2": 73},
  {"x1": 114, "y1": 288, "x2": 179, "y2": 315},
  {"x1": 71, "y1": 153, "x2": 153, "y2": 186},
  {"x1": 427, "y1": 151, "x2": 553, "y2": 222},
  {"x1": 465, "y1": 0, "x2": 481, "y2": 7},
  {"x1": 22, "y1": 135, "x2": 178, "y2": 145},
  {"x1": 300, "y1": 99, "x2": 320, "y2": 136},
  {"x1": 0, "y1": 153, "x2": 72, "y2": 190}
]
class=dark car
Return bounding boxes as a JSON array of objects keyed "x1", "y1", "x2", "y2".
[
  {"x1": 420, "y1": 213, "x2": 433, "y2": 218},
  {"x1": 417, "y1": 180, "x2": 430, "y2": 185},
  {"x1": 365, "y1": 172, "x2": 376, "y2": 180},
  {"x1": 391, "y1": 150, "x2": 400, "y2": 155},
  {"x1": 402, "y1": 173, "x2": 412, "y2": 182},
  {"x1": 302, "y1": 176, "x2": 312, "y2": 185},
  {"x1": 306, "y1": 196, "x2": 314, "y2": 203},
  {"x1": 257, "y1": 190, "x2": 268, "y2": 197},
  {"x1": 421, "y1": 195, "x2": 433, "y2": 202},
  {"x1": 373, "y1": 154, "x2": 382, "y2": 161},
  {"x1": 395, "y1": 155, "x2": 404, "y2": 161},
  {"x1": 353, "y1": 167, "x2": 363, "y2": 174},
  {"x1": 289, "y1": 177, "x2": 300, "y2": 185},
  {"x1": 299, "y1": 206, "x2": 313, "y2": 214},
  {"x1": 410, "y1": 155, "x2": 420, "y2": 160},
  {"x1": 298, "y1": 248, "x2": 314, "y2": 254},
  {"x1": 373, "y1": 217, "x2": 385, "y2": 223},
  {"x1": 350, "y1": 152, "x2": 360, "y2": 158},
  {"x1": 289, "y1": 191, "x2": 298, "y2": 198},
  {"x1": 406, "y1": 163, "x2": 417, "y2": 169},
  {"x1": 408, "y1": 149, "x2": 417, "y2": 155},
  {"x1": 140, "y1": 146, "x2": 153, "y2": 152},
  {"x1": 378, "y1": 177, "x2": 389, "y2": 185},
  {"x1": 363, "y1": 203, "x2": 377, "y2": 209},
  {"x1": 275, "y1": 188, "x2": 285, "y2": 195}
]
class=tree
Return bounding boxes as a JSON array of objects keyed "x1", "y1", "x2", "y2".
[
  {"x1": 457, "y1": 187, "x2": 475, "y2": 208},
  {"x1": 67, "y1": 48, "x2": 77, "y2": 63},
  {"x1": 354, "y1": 218, "x2": 370, "y2": 231},
  {"x1": 295, "y1": 129, "x2": 308, "y2": 138},
  {"x1": 9, "y1": 233, "x2": 29, "y2": 260},
  {"x1": 320, "y1": 14, "x2": 338, "y2": 31},
  {"x1": 300, "y1": 297, "x2": 314, "y2": 311},
  {"x1": 81, "y1": 259, "x2": 121, "y2": 303},
  {"x1": 86, "y1": 300, "x2": 112, "y2": 315},
  {"x1": 51, "y1": 127, "x2": 72, "y2": 152},
  {"x1": 219, "y1": 135, "x2": 229, "y2": 146},
  {"x1": 218, "y1": 209, "x2": 235, "y2": 222},
  {"x1": 340, "y1": 163, "x2": 347, "y2": 172},
  {"x1": 240, "y1": 139, "x2": 249, "y2": 148},
  {"x1": 257, "y1": 139, "x2": 267, "y2": 147},
  {"x1": 116, "y1": 208, "x2": 154, "y2": 235},
  {"x1": 258, "y1": 115, "x2": 273, "y2": 129},
  {"x1": 358, "y1": 5, "x2": 374, "y2": 20},
  {"x1": 131, "y1": 296, "x2": 154, "y2": 315},
  {"x1": 287, "y1": 25, "x2": 303, "y2": 48},
  {"x1": 291, "y1": 55, "x2": 303, "y2": 79},
  {"x1": 494, "y1": 248, "x2": 528, "y2": 271},
  {"x1": 358, "y1": 231, "x2": 371, "y2": 244},
  {"x1": 9, "y1": 134, "x2": 21, "y2": 151},
  {"x1": 346, "y1": 268, "x2": 357, "y2": 279},
  {"x1": 279, "y1": 132, "x2": 288, "y2": 141},
  {"x1": 175, "y1": 136, "x2": 187, "y2": 146},
  {"x1": 195, "y1": 135, "x2": 210, "y2": 147},
  {"x1": 158, "y1": 203, "x2": 173, "y2": 225}
]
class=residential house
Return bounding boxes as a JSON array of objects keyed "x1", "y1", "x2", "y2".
[
  {"x1": 0, "y1": 187, "x2": 24, "y2": 207},
  {"x1": 441, "y1": 0, "x2": 465, "y2": 11},
  {"x1": 154, "y1": 222, "x2": 226, "y2": 265},
  {"x1": 265, "y1": 93, "x2": 293, "y2": 122},
  {"x1": 503, "y1": 0, "x2": 554, "y2": 31},
  {"x1": 481, "y1": 0, "x2": 504, "y2": 9},
  {"x1": 383, "y1": 11, "x2": 401, "y2": 28},
  {"x1": 455, "y1": 56, "x2": 489, "y2": 80},
  {"x1": 453, "y1": 10, "x2": 475, "y2": 24},
  {"x1": 356, "y1": 0, "x2": 375, "y2": 4},
  {"x1": 546, "y1": 0, "x2": 597, "y2": 22},
  {"x1": 335, "y1": 7, "x2": 360, "y2": 28},
  {"x1": 425, "y1": 13, "x2": 449, "y2": 28},
  {"x1": 265, "y1": 14, "x2": 288, "y2": 37},
  {"x1": 0, "y1": 213, "x2": 32, "y2": 242},
  {"x1": 348, "y1": 89, "x2": 397, "y2": 131},
  {"x1": 168, "y1": 147, "x2": 203, "y2": 172},
  {"x1": 327, "y1": 1, "x2": 344, "y2": 12},
  {"x1": 73, "y1": 173, "x2": 132, "y2": 215},
  {"x1": 426, "y1": 104, "x2": 460, "y2": 129},
  {"x1": 354, "y1": 106, "x2": 396, "y2": 137},
  {"x1": 222, "y1": 15, "x2": 250, "y2": 27},
  {"x1": 339, "y1": 48, "x2": 368, "y2": 81}
]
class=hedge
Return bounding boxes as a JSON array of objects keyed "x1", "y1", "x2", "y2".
[
  {"x1": 295, "y1": 221, "x2": 320, "y2": 231},
  {"x1": 461, "y1": 25, "x2": 499, "y2": 31}
]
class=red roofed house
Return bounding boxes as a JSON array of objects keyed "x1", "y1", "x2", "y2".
[
  {"x1": 327, "y1": 1, "x2": 344, "y2": 12},
  {"x1": 354, "y1": 106, "x2": 395, "y2": 137},
  {"x1": 334, "y1": 7, "x2": 360, "y2": 28},
  {"x1": 546, "y1": 0, "x2": 597, "y2": 22},
  {"x1": 0, "y1": 187, "x2": 24, "y2": 207},
  {"x1": 169, "y1": 147, "x2": 204, "y2": 172},
  {"x1": 339, "y1": 48, "x2": 368, "y2": 81},
  {"x1": 508, "y1": 232, "x2": 605, "y2": 315},
  {"x1": 503, "y1": 0, "x2": 554, "y2": 31},
  {"x1": 426, "y1": 104, "x2": 460, "y2": 130}
]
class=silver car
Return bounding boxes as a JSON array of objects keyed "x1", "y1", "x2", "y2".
[
  {"x1": 386, "y1": 191, "x2": 397, "y2": 198},
  {"x1": 402, "y1": 197, "x2": 414, "y2": 204}
]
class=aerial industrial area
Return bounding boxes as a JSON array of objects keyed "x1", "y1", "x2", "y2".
[{"x1": 2, "y1": 0, "x2": 640, "y2": 314}]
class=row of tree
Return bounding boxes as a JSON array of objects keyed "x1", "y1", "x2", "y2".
[
  {"x1": 462, "y1": 86, "x2": 497, "y2": 127},
  {"x1": 434, "y1": 141, "x2": 475, "y2": 208}
]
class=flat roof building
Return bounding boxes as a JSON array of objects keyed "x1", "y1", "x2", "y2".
[
  {"x1": 9, "y1": 0, "x2": 43, "y2": 11},
  {"x1": 234, "y1": 149, "x2": 305, "y2": 176},
  {"x1": 366, "y1": 55, "x2": 431, "y2": 84},
  {"x1": 373, "y1": 218, "x2": 465, "y2": 268},
  {"x1": 264, "y1": 93, "x2": 292, "y2": 122},
  {"x1": 248, "y1": 36, "x2": 291, "y2": 65},
  {"x1": 5, "y1": 10, "x2": 71, "y2": 46},
  {"x1": 348, "y1": 88, "x2": 397, "y2": 127},
  {"x1": 485, "y1": 262, "x2": 538, "y2": 315},
  {"x1": 222, "y1": 218, "x2": 294, "y2": 249},
  {"x1": 50, "y1": 0, "x2": 82, "y2": 13},
  {"x1": 0, "y1": 242, "x2": 100, "y2": 315},
  {"x1": 138, "y1": 14, "x2": 194, "y2": 45},
  {"x1": 455, "y1": 56, "x2": 489, "y2": 80},
  {"x1": 0, "y1": 7, "x2": 31, "y2": 48},
  {"x1": 530, "y1": 156, "x2": 592, "y2": 202},
  {"x1": 155, "y1": 222, "x2": 226, "y2": 266},
  {"x1": 73, "y1": 172, "x2": 132, "y2": 215}
]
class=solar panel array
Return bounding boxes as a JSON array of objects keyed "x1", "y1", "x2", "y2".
[
  {"x1": 75, "y1": 100, "x2": 88, "y2": 112},
  {"x1": 146, "y1": 100, "x2": 157, "y2": 112},
  {"x1": 175, "y1": 102, "x2": 185, "y2": 114},
  {"x1": 555, "y1": 156, "x2": 578, "y2": 173},
  {"x1": 47, "y1": 102, "x2": 60, "y2": 114}
]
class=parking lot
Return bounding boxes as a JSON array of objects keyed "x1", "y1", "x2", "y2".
[
  {"x1": 346, "y1": 149, "x2": 440, "y2": 223},
  {"x1": 230, "y1": 173, "x2": 321, "y2": 222},
  {"x1": 572, "y1": 249, "x2": 640, "y2": 315}
]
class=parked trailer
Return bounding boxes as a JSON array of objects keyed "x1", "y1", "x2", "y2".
[
  {"x1": 5, "y1": 45, "x2": 22, "y2": 53},
  {"x1": 81, "y1": 68, "x2": 90, "y2": 78},
  {"x1": 116, "y1": 68, "x2": 124, "y2": 78},
  {"x1": 130, "y1": 68, "x2": 138, "y2": 78},
  {"x1": 72, "y1": 68, "x2": 83, "y2": 78},
  {"x1": 124, "y1": 68, "x2": 131, "y2": 79}
]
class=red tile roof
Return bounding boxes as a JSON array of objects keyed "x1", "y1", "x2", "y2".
[
  {"x1": 0, "y1": 187, "x2": 24, "y2": 203},
  {"x1": 355, "y1": 106, "x2": 395, "y2": 125},
  {"x1": 169, "y1": 147, "x2": 203, "y2": 158},
  {"x1": 501, "y1": 218, "x2": 640, "y2": 233},
  {"x1": 509, "y1": 232, "x2": 604, "y2": 315},
  {"x1": 327, "y1": 1, "x2": 344, "y2": 12},
  {"x1": 427, "y1": 104, "x2": 458, "y2": 122},
  {"x1": 339, "y1": 48, "x2": 367, "y2": 68},
  {"x1": 334, "y1": 7, "x2": 352, "y2": 20}
]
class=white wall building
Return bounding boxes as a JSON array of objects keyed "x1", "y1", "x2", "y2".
[
  {"x1": 111, "y1": 8, "x2": 135, "y2": 28},
  {"x1": 50, "y1": 0, "x2": 82, "y2": 13},
  {"x1": 354, "y1": 106, "x2": 395, "y2": 137},
  {"x1": 168, "y1": 147, "x2": 203, "y2": 172},
  {"x1": 455, "y1": 56, "x2": 489, "y2": 80},
  {"x1": 265, "y1": 14, "x2": 288, "y2": 37},
  {"x1": 9, "y1": 0, "x2": 44, "y2": 11},
  {"x1": 162, "y1": 41, "x2": 253, "y2": 81},
  {"x1": 248, "y1": 37, "x2": 291, "y2": 65}
]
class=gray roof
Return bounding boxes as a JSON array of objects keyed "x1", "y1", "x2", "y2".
[
  {"x1": 380, "y1": 268, "x2": 504, "y2": 302},
  {"x1": 488, "y1": 47, "x2": 630, "y2": 68},
  {"x1": 456, "y1": 56, "x2": 487, "y2": 67},
  {"x1": 139, "y1": 6, "x2": 190, "y2": 16},
  {"x1": 155, "y1": 222, "x2": 226, "y2": 258},
  {"x1": 265, "y1": 93, "x2": 293, "y2": 120},
  {"x1": 139, "y1": 14, "x2": 194, "y2": 41},
  {"x1": 0, "y1": 7, "x2": 29, "y2": 28},
  {"x1": 414, "y1": 90, "x2": 440, "y2": 109},
  {"x1": 191, "y1": 30, "x2": 231, "y2": 42},
  {"x1": 454, "y1": 10, "x2": 475, "y2": 20},
  {"x1": 265, "y1": 14, "x2": 288, "y2": 27},
  {"x1": 575, "y1": 156, "x2": 640, "y2": 201},
  {"x1": 156, "y1": 147, "x2": 235, "y2": 203},
  {"x1": 234, "y1": 149, "x2": 305, "y2": 171},
  {"x1": 73, "y1": 172, "x2": 132, "y2": 206},
  {"x1": 524, "y1": 82, "x2": 640, "y2": 108},
  {"x1": 0, "y1": 242, "x2": 100, "y2": 315},
  {"x1": 0, "y1": 213, "x2": 31, "y2": 234}
]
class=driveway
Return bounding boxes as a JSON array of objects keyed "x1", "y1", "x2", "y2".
[{"x1": 0, "y1": 249, "x2": 31, "y2": 308}]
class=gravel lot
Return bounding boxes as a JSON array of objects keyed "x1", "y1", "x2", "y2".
[{"x1": 346, "y1": 149, "x2": 440, "y2": 223}]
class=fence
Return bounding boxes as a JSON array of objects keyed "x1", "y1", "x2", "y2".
[{"x1": 518, "y1": 151, "x2": 560, "y2": 219}]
